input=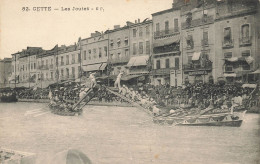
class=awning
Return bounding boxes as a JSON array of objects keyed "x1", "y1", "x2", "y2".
[
  {"x1": 127, "y1": 55, "x2": 149, "y2": 67},
  {"x1": 225, "y1": 57, "x2": 238, "y2": 62},
  {"x1": 223, "y1": 73, "x2": 237, "y2": 77},
  {"x1": 192, "y1": 52, "x2": 201, "y2": 61},
  {"x1": 153, "y1": 35, "x2": 180, "y2": 47},
  {"x1": 82, "y1": 63, "x2": 102, "y2": 72},
  {"x1": 99, "y1": 63, "x2": 107, "y2": 70},
  {"x1": 121, "y1": 74, "x2": 143, "y2": 81},
  {"x1": 242, "y1": 84, "x2": 257, "y2": 88},
  {"x1": 250, "y1": 69, "x2": 260, "y2": 74}
]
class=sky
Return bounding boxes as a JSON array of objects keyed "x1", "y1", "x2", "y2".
[{"x1": 0, "y1": 0, "x2": 173, "y2": 59}]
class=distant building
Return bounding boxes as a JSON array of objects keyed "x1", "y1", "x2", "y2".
[
  {"x1": 107, "y1": 25, "x2": 130, "y2": 76},
  {"x1": 0, "y1": 58, "x2": 12, "y2": 88},
  {"x1": 10, "y1": 52, "x2": 20, "y2": 85},
  {"x1": 151, "y1": 7, "x2": 182, "y2": 86},
  {"x1": 214, "y1": 0, "x2": 260, "y2": 83},
  {"x1": 127, "y1": 19, "x2": 153, "y2": 80},
  {"x1": 16, "y1": 47, "x2": 43, "y2": 87},
  {"x1": 81, "y1": 32, "x2": 109, "y2": 77},
  {"x1": 181, "y1": 0, "x2": 215, "y2": 84}
]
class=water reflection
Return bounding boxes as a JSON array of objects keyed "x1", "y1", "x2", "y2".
[{"x1": 0, "y1": 102, "x2": 259, "y2": 164}]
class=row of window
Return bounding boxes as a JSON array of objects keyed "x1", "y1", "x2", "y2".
[
  {"x1": 110, "y1": 49, "x2": 129, "y2": 60},
  {"x1": 224, "y1": 50, "x2": 250, "y2": 58},
  {"x1": 155, "y1": 58, "x2": 179, "y2": 69},
  {"x1": 132, "y1": 26, "x2": 150, "y2": 37},
  {"x1": 110, "y1": 39, "x2": 128, "y2": 48},
  {"x1": 18, "y1": 62, "x2": 37, "y2": 72},
  {"x1": 155, "y1": 19, "x2": 179, "y2": 34},
  {"x1": 83, "y1": 46, "x2": 108, "y2": 60},
  {"x1": 223, "y1": 24, "x2": 250, "y2": 45},
  {"x1": 133, "y1": 41, "x2": 150, "y2": 55}
]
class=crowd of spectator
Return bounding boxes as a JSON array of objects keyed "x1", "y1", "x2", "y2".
[{"x1": 1, "y1": 79, "x2": 259, "y2": 114}]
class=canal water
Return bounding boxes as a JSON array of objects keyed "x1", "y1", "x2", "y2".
[{"x1": 0, "y1": 102, "x2": 259, "y2": 164}]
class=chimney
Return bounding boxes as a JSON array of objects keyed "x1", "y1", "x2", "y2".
[
  {"x1": 138, "y1": 19, "x2": 140, "y2": 23},
  {"x1": 135, "y1": 20, "x2": 137, "y2": 23},
  {"x1": 114, "y1": 25, "x2": 120, "y2": 29},
  {"x1": 91, "y1": 33, "x2": 95, "y2": 37},
  {"x1": 126, "y1": 21, "x2": 134, "y2": 26}
]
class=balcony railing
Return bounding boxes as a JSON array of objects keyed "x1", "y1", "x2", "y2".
[
  {"x1": 183, "y1": 62, "x2": 212, "y2": 72},
  {"x1": 37, "y1": 65, "x2": 49, "y2": 70},
  {"x1": 108, "y1": 56, "x2": 130, "y2": 64},
  {"x1": 222, "y1": 39, "x2": 234, "y2": 49},
  {"x1": 129, "y1": 68, "x2": 149, "y2": 74},
  {"x1": 181, "y1": 15, "x2": 214, "y2": 29},
  {"x1": 201, "y1": 39, "x2": 209, "y2": 47},
  {"x1": 151, "y1": 68, "x2": 171, "y2": 75},
  {"x1": 239, "y1": 36, "x2": 252, "y2": 46},
  {"x1": 154, "y1": 28, "x2": 180, "y2": 39},
  {"x1": 153, "y1": 43, "x2": 180, "y2": 54}
]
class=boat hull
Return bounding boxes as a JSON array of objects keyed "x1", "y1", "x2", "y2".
[
  {"x1": 176, "y1": 120, "x2": 243, "y2": 127},
  {"x1": 153, "y1": 111, "x2": 246, "y2": 127}
]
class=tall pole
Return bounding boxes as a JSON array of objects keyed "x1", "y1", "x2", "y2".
[
  {"x1": 15, "y1": 54, "x2": 17, "y2": 88},
  {"x1": 56, "y1": 44, "x2": 59, "y2": 83},
  {"x1": 202, "y1": 0, "x2": 206, "y2": 84},
  {"x1": 29, "y1": 53, "x2": 31, "y2": 88},
  {"x1": 79, "y1": 41, "x2": 82, "y2": 83},
  {"x1": 3, "y1": 59, "x2": 5, "y2": 87},
  {"x1": 41, "y1": 54, "x2": 42, "y2": 89}
]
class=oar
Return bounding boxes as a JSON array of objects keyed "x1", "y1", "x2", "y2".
[{"x1": 172, "y1": 107, "x2": 217, "y2": 126}]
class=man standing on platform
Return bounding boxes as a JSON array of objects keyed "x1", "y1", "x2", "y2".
[
  {"x1": 114, "y1": 72, "x2": 124, "y2": 89},
  {"x1": 89, "y1": 73, "x2": 97, "y2": 89}
]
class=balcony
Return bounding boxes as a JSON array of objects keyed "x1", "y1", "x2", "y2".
[
  {"x1": 151, "y1": 68, "x2": 171, "y2": 75},
  {"x1": 182, "y1": 15, "x2": 214, "y2": 29},
  {"x1": 153, "y1": 43, "x2": 180, "y2": 54},
  {"x1": 108, "y1": 56, "x2": 130, "y2": 64},
  {"x1": 201, "y1": 39, "x2": 209, "y2": 47},
  {"x1": 239, "y1": 36, "x2": 252, "y2": 47},
  {"x1": 37, "y1": 65, "x2": 49, "y2": 70},
  {"x1": 222, "y1": 39, "x2": 234, "y2": 49},
  {"x1": 183, "y1": 62, "x2": 212, "y2": 72},
  {"x1": 154, "y1": 28, "x2": 180, "y2": 39},
  {"x1": 129, "y1": 68, "x2": 149, "y2": 75}
]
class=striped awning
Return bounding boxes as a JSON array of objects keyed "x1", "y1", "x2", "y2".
[{"x1": 127, "y1": 55, "x2": 149, "y2": 67}]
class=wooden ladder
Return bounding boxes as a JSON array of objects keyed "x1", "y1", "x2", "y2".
[
  {"x1": 104, "y1": 86, "x2": 153, "y2": 116},
  {"x1": 72, "y1": 88, "x2": 96, "y2": 111}
]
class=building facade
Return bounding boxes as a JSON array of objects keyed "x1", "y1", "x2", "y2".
[
  {"x1": 214, "y1": 0, "x2": 260, "y2": 83},
  {"x1": 81, "y1": 32, "x2": 109, "y2": 77},
  {"x1": 107, "y1": 25, "x2": 130, "y2": 76},
  {"x1": 16, "y1": 47, "x2": 43, "y2": 87},
  {"x1": 151, "y1": 7, "x2": 182, "y2": 87},
  {"x1": 10, "y1": 52, "x2": 20, "y2": 85},
  {"x1": 128, "y1": 19, "x2": 153, "y2": 78},
  {"x1": 0, "y1": 58, "x2": 12, "y2": 88},
  {"x1": 181, "y1": 0, "x2": 216, "y2": 84}
]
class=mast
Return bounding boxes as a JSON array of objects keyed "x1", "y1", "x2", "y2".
[
  {"x1": 15, "y1": 54, "x2": 17, "y2": 88},
  {"x1": 41, "y1": 54, "x2": 42, "y2": 89},
  {"x1": 56, "y1": 44, "x2": 59, "y2": 83},
  {"x1": 202, "y1": 0, "x2": 206, "y2": 84},
  {"x1": 29, "y1": 52, "x2": 31, "y2": 88},
  {"x1": 79, "y1": 41, "x2": 82, "y2": 83}
]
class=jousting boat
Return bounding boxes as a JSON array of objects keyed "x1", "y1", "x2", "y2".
[{"x1": 153, "y1": 109, "x2": 247, "y2": 127}]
